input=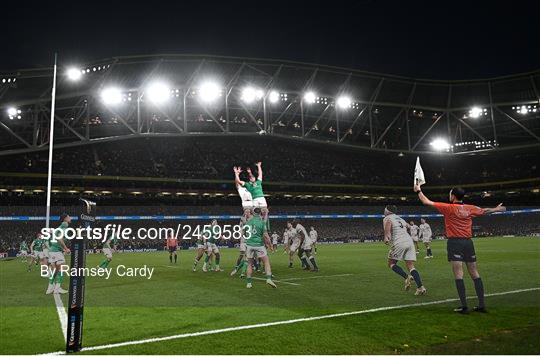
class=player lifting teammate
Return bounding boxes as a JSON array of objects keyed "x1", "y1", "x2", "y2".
[
  {"x1": 230, "y1": 208, "x2": 252, "y2": 277},
  {"x1": 414, "y1": 185, "x2": 506, "y2": 313},
  {"x1": 244, "y1": 208, "x2": 276, "y2": 289},
  {"x1": 202, "y1": 220, "x2": 223, "y2": 272},
  {"x1": 383, "y1": 205, "x2": 426, "y2": 296}
]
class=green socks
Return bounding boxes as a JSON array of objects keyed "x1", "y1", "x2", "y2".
[{"x1": 99, "y1": 260, "x2": 110, "y2": 268}]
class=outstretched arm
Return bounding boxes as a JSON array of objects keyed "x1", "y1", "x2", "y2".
[
  {"x1": 482, "y1": 203, "x2": 506, "y2": 215},
  {"x1": 233, "y1": 166, "x2": 245, "y2": 186},
  {"x1": 414, "y1": 183, "x2": 435, "y2": 207},
  {"x1": 255, "y1": 161, "x2": 263, "y2": 181}
]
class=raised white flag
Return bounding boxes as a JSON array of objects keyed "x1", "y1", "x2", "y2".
[{"x1": 414, "y1": 156, "x2": 425, "y2": 186}]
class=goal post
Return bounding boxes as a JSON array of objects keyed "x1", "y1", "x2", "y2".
[{"x1": 66, "y1": 198, "x2": 96, "y2": 353}]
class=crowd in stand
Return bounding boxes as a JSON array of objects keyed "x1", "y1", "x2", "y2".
[
  {"x1": 1, "y1": 208, "x2": 538, "y2": 254},
  {"x1": 2, "y1": 136, "x2": 538, "y2": 186}
]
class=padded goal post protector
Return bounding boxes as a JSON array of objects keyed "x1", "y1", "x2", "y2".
[{"x1": 66, "y1": 198, "x2": 96, "y2": 353}]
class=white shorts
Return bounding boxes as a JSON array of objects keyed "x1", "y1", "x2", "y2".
[
  {"x1": 196, "y1": 242, "x2": 206, "y2": 250},
  {"x1": 252, "y1": 197, "x2": 267, "y2": 208},
  {"x1": 242, "y1": 201, "x2": 254, "y2": 210},
  {"x1": 20, "y1": 251, "x2": 28, "y2": 256},
  {"x1": 206, "y1": 243, "x2": 219, "y2": 254},
  {"x1": 388, "y1": 242, "x2": 417, "y2": 262},
  {"x1": 48, "y1": 251, "x2": 65, "y2": 264},
  {"x1": 422, "y1": 235, "x2": 432, "y2": 243},
  {"x1": 302, "y1": 241, "x2": 313, "y2": 251},
  {"x1": 239, "y1": 242, "x2": 247, "y2": 253},
  {"x1": 290, "y1": 241, "x2": 300, "y2": 253},
  {"x1": 411, "y1": 235, "x2": 419, "y2": 242},
  {"x1": 246, "y1": 245, "x2": 267, "y2": 259},
  {"x1": 38, "y1": 251, "x2": 49, "y2": 260},
  {"x1": 103, "y1": 248, "x2": 113, "y2": 259}
]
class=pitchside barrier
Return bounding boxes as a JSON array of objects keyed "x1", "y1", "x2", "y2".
[{"x1": 0, "y1": 208, "x2": 539, "y2": 221}]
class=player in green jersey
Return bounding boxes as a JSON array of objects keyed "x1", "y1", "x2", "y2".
[
  {"x1": 19, "y1": 240, "x2": 29, "y2": 263},
  {"x1": 192, "y1": 227, "x2": 208, "y2": 272},
  {"x1": 46, "y1": 214, "x2": 71, "y2": 295},
  {"x1": 244, "y1": 162, "x2": 267, "y2": 209},
  {"x1": 99, "y1": 227, "x2": 118, "y2": 268},
  {"x1": 202, "y1": 220, "x2": 222, "y2": 272},
  {"x1": 31, "y1": 233, "x2": 50, "y2": 276},
  {"x1": 244, "y1": 208, "x2": 276, "y2": 289}
]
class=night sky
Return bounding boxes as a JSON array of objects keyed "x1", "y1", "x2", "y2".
[{"x1": 3, "y1": 0, "x2": 539, "y2": 79}]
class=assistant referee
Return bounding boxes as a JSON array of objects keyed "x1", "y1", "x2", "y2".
[{"x1": 413, "y1": 184, "x2": 506, "y2": 313}]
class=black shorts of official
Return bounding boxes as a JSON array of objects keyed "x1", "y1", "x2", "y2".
[
  {"x1": 447, "y1": 238, "x2": 476, "y2": 262},
  {"x1": 168, "y1": 246, "x2": 177, "y2": 253}
]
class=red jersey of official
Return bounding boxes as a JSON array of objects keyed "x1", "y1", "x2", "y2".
[
  {"x1": 433, "y1": 202, "x2": 484, "y2": 238},
  {"x1": 166, "y1": 237, "x2": 178, "y2": 247}
]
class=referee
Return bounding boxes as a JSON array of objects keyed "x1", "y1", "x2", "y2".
[{"x1": 413, "y1": 184, "x2": 506, "y2": 313}]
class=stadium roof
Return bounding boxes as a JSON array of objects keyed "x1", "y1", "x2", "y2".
[{"x1": 1, "y1": 54, "x2": 539, "y2": 156}]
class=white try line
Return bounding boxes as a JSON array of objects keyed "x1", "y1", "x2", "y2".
[
  {"x1": 53, "y1": 293, "x2": 67, "y2": 343},
  {"x1": 281, "y1": 273, "x2": 354, "y2": 281},
  {"x1": 162, "y1": 265, "x2": 179, "y2": 268},
  {"x1": 42, "y1": 286, "x2": 538, "y2": 354},
  {"x1": 251, "y1": 276, "x2": 301, "y2": 286}
]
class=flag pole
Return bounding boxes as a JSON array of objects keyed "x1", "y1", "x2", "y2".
[{"x1": 45, "y1": 53, "x2": 58, "y2": 230}]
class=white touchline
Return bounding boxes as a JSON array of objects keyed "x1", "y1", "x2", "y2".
[
  {"x1": 251, "y1": 276, "x2": 301, "y2": 286},
  {"x1": 60, "y1": 287, "x2": 538, "y2": 353},
  {"x1": 281, "y1": 273, "x2": 354, "y2": 281},
  {"x1": 53, "y1": 293, "x2": 67, "y2": 343}
]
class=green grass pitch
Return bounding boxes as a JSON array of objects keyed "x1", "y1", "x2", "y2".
[{"x1": 1, "y1": 237, "x2": 539, "y2": 354}]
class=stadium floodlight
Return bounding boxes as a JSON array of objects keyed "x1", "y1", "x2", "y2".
[
  {"x1": 336, "y1": 96, "x2": 352, "y2": 109},
  {"x1": 241, "y1": 87, "x2": 264, "y2": 103},
  {"x1": 100, "y1": 87, "x2": 123, "y2": 105},
  {"x1": 146, "y1": 82, "x2": 171, "y2": 104},
  {"x1": 6, "y1": 107, "x2": 21, "y2": 120},
  {"x1": 268, "y1": 90, "x2": 280, "y2": 103},
  {"x1": 66, "y1": 67, "x2": 82, "y2": 81},
  {"x1": 430, "y1": 138, "x2": 451, "y2": 151},
  {"x1": 7, "y1": 107, "x2": 17, "y2": 117},
  {"x1": 304, "y1": 91, "x2": 316, "y2": 104},
  {"x1": 519, "y1": 105, "x2": 528, "y2": 115},
  {"x1": 198, "y1": 81, "x2": 221, "y2": 102},
  {"x1": 469, "y1": 106, "x2": 483, "y2": 118}
]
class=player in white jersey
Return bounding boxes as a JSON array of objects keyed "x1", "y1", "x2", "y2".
[
  {"x1": 419, "y1": 218, "x2": 434, "y2": 259},
  {"x1": 285, "y1": 223, "x2": 301, "y2": 267},
  {"x1": 234, "y1": 166, "x2": 254, "y2": 210},
  {"x1": 289, "y1": 221, "x2": 319, "y2": 271},
  {"x1": 271, "y1": 232, "x2": 279, "y2": 252},
  {"x1": 383, "y1": 205, "x2": 426, "y2": 296},
  {"x1": 409, "y1": 220, "x2": 420, "y2": 254},
  {"x1": 309, "y1": 226, "x2": 318, "y2": 254},
  {"x1": 299, "y1": 223, "x2": 319, "y2": 271},
  {"x1": 282, "y1": 228, "x2": 291, "y2": 254}
]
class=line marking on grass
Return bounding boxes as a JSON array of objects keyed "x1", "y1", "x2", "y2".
[
  {"x1": 251, "y1": 276, "x2": 301, "y2": 286},
  {"x1": 53, "y1": 293, "x2": 67, "y2": 343},
  {"x1": 281, "y1": 273, "x2": 354, "y2": 281},
  {"x1": 45, "y1": 286, "x2": 536, "y2": 354},
  {"x1": 162, "y1": 265, "x2": 179, "y2": 268}
]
